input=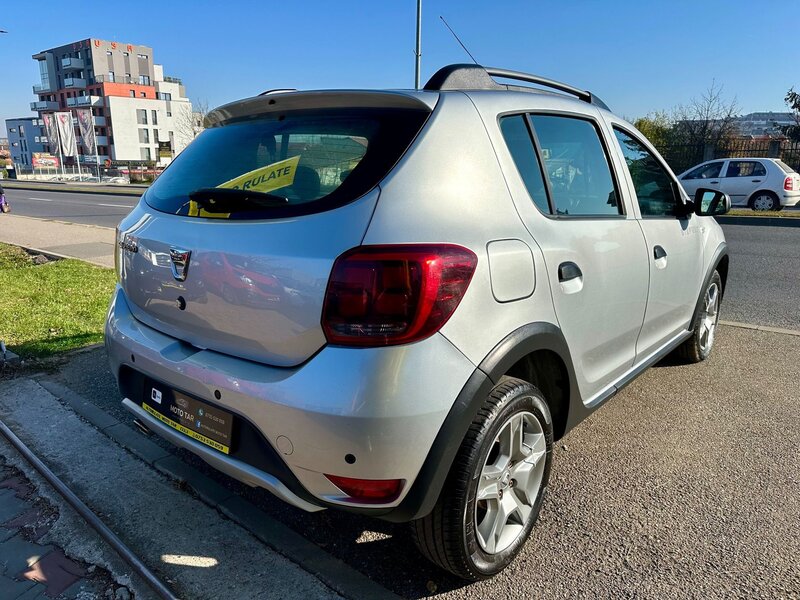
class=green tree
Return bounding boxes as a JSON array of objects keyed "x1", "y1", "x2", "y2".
[
  {"x1": 780, "y1": 88, "x2": 800, "y2": 141},
  {"x1": 633, "y1": 111, "x2": 673, "y2": 148}
]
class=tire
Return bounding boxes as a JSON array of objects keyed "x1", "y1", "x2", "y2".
[
  {"x1": 676, "y1": 270, "x2": 722, "y2": 363},
  {"x1": 411, "y1": 377, "x2": 553, "y2": 580},
  {"x1": 749, "y1": 191, "x2": 780, "y2": 211}
]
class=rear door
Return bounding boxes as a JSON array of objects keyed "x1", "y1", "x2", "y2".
[
  {"x1": 498, "y1": 111, "x2": 649, "y2": 402},
  {"x1": 609, "y1": 125, "x2": 704, "y2": 359},
  {"x1": 720, "y1": 159, "x2": 767, "y2": 205}
]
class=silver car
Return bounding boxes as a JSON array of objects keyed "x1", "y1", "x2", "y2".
[
  {"x1": 106, "y1": 64, "x2": 731, "y2": 580},
  {"x1": 678, "y1": 157, "x2": 800, "y2": 211}
]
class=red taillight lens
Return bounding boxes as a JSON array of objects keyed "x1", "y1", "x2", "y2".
[
  {"x1": 322, "y1": 244, "x2": 478, "y2": 347},
  {"x1": 784, "y1": 176, "x2": 794, "y2": 191},
  {"x1": 324, "y1": 474, "x2": 404, "y2": 503}
]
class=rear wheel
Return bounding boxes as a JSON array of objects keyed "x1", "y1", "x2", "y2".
[
  {"x1": 411, "y1": 377, "x2": 553, "y2": 580},
  {"x1": 749, "y1": 191, "x2": 780, "y2": 211},
  {"x1": 677, "y1": 271, "x2": 722, "y2": 363}
]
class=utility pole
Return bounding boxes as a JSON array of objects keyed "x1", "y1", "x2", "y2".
[{"x1": 414, "y1": 0, "x2": 422, "y2": 89}]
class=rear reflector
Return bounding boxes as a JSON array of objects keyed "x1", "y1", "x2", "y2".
[
  {"x1": 322, "y1": 244, "x2": 478, "y2": 347},
  {"x1": 325, "y1": 474, "x2": 404, "y2": 503},
  {"x1": 785, "y1": 176, "x2": 794, "y2": 191}
]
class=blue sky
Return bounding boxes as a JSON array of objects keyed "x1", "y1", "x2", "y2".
[{"x1": 1, "y1": 0, "x2": 797, "y2": 136}]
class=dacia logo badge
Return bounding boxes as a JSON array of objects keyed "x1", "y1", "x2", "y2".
[{"x1": 169, "y1": 247, "x2": 191, "y2": 281}]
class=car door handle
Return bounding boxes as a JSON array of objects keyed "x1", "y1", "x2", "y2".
[
  {"x1": 558, "y1": 262, "x2": 582, "y2": 282},
  {"x1": 653, "y1": 246, "x2": 667, "y2": 260},
  {"x1": 751, "y1": 179, "x2": 762, "y2": 183},
  {"x1": 709, "y1": 180, "x2": 719, "y2": 184}
]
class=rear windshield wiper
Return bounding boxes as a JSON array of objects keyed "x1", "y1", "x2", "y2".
[{"x1": 188, "y1": 188, "x2": 289, "y2": 213}]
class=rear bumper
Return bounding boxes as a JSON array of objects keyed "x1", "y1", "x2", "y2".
[
  {"x1": 105, "y1": 285, "x2": 475, "y2": 516},
  {"x1": 781, "y1": 190, "x2": 800, "y2": 206}
]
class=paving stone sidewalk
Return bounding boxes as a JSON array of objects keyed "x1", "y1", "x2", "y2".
[{"x1": 0, "y1": 459, "x2": 127, "y2": 600}]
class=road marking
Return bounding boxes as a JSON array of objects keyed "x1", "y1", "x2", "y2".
[
  {"x1": 19, "y1": 196, "x2": 134, "y2": 209},
  {"x1": 98, "y1": 203, "x2": 135, "y2": 208},
  {"x1": 28, "y1": 197, "x2": 55, "y2": 202},
  {"x1": 720, "y1": 320, "x2": 800, "y2": 337}
]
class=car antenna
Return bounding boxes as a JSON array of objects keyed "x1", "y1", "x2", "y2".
[{"x1": 439, "y1": 15, "x2": 479, "y2": 65}]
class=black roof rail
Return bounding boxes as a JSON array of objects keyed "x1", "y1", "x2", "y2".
[
  {"x1": 258, "y1": 88, "x2": 297, "y2": 96},
  {"x1": 423, "y1": 64, "x2": 609, "y2": 111}
]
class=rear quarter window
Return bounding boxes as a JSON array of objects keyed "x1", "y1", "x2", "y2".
[{"x1": 145, "y1": 107, "x2": 429, "y2": 219}]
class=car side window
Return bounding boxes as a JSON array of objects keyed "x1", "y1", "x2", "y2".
[
  {"x1": 683, "y1": 162, "x2": 722, "y2": 180},
  {"x1": 499, "y1": 115, "x2": 550, "y2": 214},
  {"x1": 725, "y1": 160, "x2": 766, "y2": 178},
  {"x1": 613, "y1": 128, "x2": 678, "y2": 218},
  {"x1": 528, "y1": 115, "x2": 621, "y2": 216}
]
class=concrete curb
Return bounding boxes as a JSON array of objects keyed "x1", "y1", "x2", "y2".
[
  {"x1": 720, "y1": 320, "x2": 800, "y2": 337},
  {"x1": 717, "y1": 215, "x2": 800, "y2": 227},
  {"x1": 2, "y1": 182, "x2": 144, "y2": 197},
  {"x1": 34, "y1": 379, "x2": 400, "y2": 600},
  {"x1": 11, "y1": 244, "x2": 110, "y2": 269}
]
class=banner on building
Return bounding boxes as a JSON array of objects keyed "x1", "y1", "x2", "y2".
[
  {"x1": 54, "y1": 111, "x2": 78, "y2": 157},
  {"x1": 32, "y1": 152, "x2": 60, "y2": 169},
  {"x1": 75, "y1": 109, "x2": 97, "y2": 156},
  {"x1": 158, "y1": 141, "x2": 172, "y2": 158},
  {"x1": 42, "y1": 114, "x2": 60, "y2": 151}
]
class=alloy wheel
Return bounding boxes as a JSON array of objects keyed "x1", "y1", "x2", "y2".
[
  {"x1": 475, "y1": 410, "x2": 547, "y2": 554},
  {"x1": 699, "y1": 282, "x2": 720, "y2": 353}
]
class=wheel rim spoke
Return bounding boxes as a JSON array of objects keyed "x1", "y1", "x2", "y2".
[{"x1": 475, "y1": 409, "x2": 546, "y2": 555}]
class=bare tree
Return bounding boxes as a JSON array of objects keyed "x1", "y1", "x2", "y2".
[
  {"x1": 671, "y1": 81, "x2": 739, "y2": 147},
  {"x1": 173, "y1": 99, "x2": 210, "y2": 152}
]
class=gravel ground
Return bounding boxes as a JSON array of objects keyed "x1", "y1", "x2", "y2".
[{"x1": 47, "y1": 325, "x2": 800, "y2": 599}]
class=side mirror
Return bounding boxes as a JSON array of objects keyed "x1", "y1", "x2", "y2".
[{"x1": 694, "y1": 188, "x2": 730, "y2": 216}]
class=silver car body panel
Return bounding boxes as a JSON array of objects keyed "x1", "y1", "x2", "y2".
[
  {"x1": 116, "y1": 189, "x2": 380, "y2": 367},
  {"x1": 106, "y1": 286, "x2": 476, "y2": 509}
]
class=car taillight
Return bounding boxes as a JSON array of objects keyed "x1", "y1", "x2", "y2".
[
  {"x1": 784, "y1": 176, "x2": 794, "y2": 191},
  {"x1": 322, "y1": 244, "x2": 478, "y2": 347},
  {"x1": 324, "y1": 474, "x2": 404, "y2": 503}
]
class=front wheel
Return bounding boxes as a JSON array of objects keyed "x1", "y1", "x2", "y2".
[
  {"x1": 677, "y1": 270, "x2": 722, "y2": 363},
  {"x1": 411, "y1": 378, "x2": 553, "y2": 580}
]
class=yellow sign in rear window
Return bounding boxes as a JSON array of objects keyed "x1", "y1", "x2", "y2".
[{"x1": 218, "y1": 155, "x2": 301, "y2": 193}]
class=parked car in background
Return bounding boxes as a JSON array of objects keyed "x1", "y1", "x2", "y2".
[{"x1": 678, "y1": 157, "x2": 800, "y2": 211}]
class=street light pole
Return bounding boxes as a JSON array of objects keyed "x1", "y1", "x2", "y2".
[{"x1": 414, "y1": 0, "x2": 422, "y2": 89}]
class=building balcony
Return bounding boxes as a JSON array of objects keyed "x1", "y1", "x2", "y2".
[
  {"x1": 33, "y1": 83, "x2": 53, "y2": 94},
  {"x1": 30, "y1": 100, "x2": 59, "y2": 111},
  {"x1": 61, "y1": 57, "x2": 85, "y2": 70},
  {"x1": 66, "y1": 95, "x2": 103, "y2": 107},
  {"x1": 64, "y1": 77, "x2": 87, "y2": 89}
]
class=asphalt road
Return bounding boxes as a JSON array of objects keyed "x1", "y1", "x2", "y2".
[{"x1": 2, "y1": 187, "x2": 138, "y2": 229}]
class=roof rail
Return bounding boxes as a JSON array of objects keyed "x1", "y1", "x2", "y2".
[
  {"x1": 258, "y1": 88, "x2": 297, "y2": 96},
  {"x1": 423, "y1": 64, "x2": 609, "y2": 111}
]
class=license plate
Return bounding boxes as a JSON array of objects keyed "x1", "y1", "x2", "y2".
[{"x1": 142, "y1": 381, "x2": 234, "y2": 454}]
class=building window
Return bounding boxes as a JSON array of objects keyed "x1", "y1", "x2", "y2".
[
  {"x1": 136, "y1": 109, "x2": 148, "y2": 125},
  {"x1": 140, "y1": 92, "x2": 146, "y2": 98},
  {"x1": 9, "y1": 128, "x2": 16, "y2": 133},
  {"x1": 129, "y1": 90, "x2": 135, "y2": 97},
  {"x1": 153, "y1": 129, "x2": 159, "y2": 142},
  {"x1": 139, "y1": 129, "x2": 150, "y2": 144},
  {"x1": 139, "y1": 75, "x2": 151, "y2": 85},
  {"x1": 151, "y1": 110, "x2": 158, "y2": 125},
  {"x1": 137, "y1": 54, "x2": 148, "y2": 60},
  {"x1": 123, "y1": 51, "x2": 129, "y2": 57},
  {"x1": 106, "y1": 50, "x2": 112, "y2": 56},
  {"x1": 107, "y1": 71, "x2": 115, "y2": 82},
  {"x1": 140, "y1": 147, "x2": 151, "y2": 161},
  {"x1": 166, "y1": 111, "x2": 172, "y2": 117}
]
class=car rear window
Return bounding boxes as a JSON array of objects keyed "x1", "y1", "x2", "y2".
[
  {"x1": 145, "y1": 107, "x2": 429, "y2": 219},
  {"x1": 774, "y1": 160, "x2": 797, "y2": 174}
]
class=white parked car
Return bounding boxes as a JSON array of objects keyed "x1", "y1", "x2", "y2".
[{"x1": 678, "y1": 157, "x2": 800, "y2": 211}]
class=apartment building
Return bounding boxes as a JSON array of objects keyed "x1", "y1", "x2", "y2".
[
  {"x1": 30, "y1": 38, "x2": 194, "y2": 163},
  {"x1": 5, "y1": 117, "x2": 48, "y2": 166}
]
